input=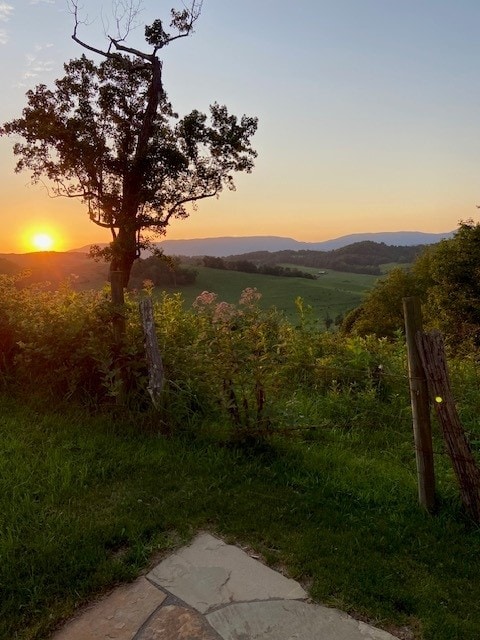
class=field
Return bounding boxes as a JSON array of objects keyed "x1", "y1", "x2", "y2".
[{"x1": 160, "y1": 265, "x2": 379, "y2": 322}]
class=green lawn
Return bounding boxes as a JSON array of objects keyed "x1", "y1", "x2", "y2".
[
  {"x1": 160, "y1": 266, "x2": 379, "y2": 322},
  {"x1": 1, "y1": 394, "x2": 479, "y2": 640}
]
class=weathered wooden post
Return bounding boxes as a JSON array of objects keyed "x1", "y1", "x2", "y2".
[
  {"x1": 111, "y1": 271, "x2": 126, "y2": 344},
  {"x1": 417, "y1": 331, "x2": 480, "y2": 523},
  {"x1": 110, "y1": 270, "x2": 126, "y2": 404},
  {"x1": 139, "y1": 297, "x2": 164, "y2": 409},
  {"x1": 403, "y1": 297, "x2": 436, "y2": 512}
]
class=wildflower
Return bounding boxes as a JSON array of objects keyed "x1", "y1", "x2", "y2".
[
  {"x1": 193, "y1": 290, "x2": 218, "y2": 309},
  {"x1": 142, "y1": 279, "x2": 155, "y2": 295},
  {"x1": 213, "y1": 301, "x2": 237, "y2": 323},
  {"x1": 239, "y1": 287, "x2": 261, "y2": 306}
]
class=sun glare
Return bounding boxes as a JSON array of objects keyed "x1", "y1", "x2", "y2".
[{"x1": 32, "y1": 233, "x2": 54, "y2": 251}]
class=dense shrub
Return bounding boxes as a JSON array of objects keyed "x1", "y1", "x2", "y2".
[
  {"x1": 0, "y1": 274, "x2": 409, "y2": 438},
  {"x1": 0, "y1": 275, "x2": 115, "y2": 400}
]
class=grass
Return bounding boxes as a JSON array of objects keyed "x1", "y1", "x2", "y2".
[
  {"x1": 1, "y1": 393, "x2": 479, "y2": 640},
  {"x1": 160, "y1": 265, "x2": 379, "y2": 321}
]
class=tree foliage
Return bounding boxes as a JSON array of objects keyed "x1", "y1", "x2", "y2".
[
  {"x1": 129, "y1": 255, "x2": 197, "y2": 288},
  {"x1": 422, "y1": 220, "x2": 480, "y2": 348},
  {"x1": 1, "y1": 2, "x2": 257, "y2": 286},
  {"x1": 342, "y1": 220, "x2": 480, "y2": 349},
  {"x1": 341, "y1": 267, "x2": 423, "y2": 338},
  {"x1": 202, "y1": 255, "x2": 316, "y2": 279}
]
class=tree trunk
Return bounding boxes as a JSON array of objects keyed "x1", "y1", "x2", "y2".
[
  {"x1": 110, "y1": 227, "x2": 138, "y2": 287},
  {"x1": 110, "y1": 57, "x2": 163, "y2": 290},
  {"x1": 110, "y1": 270, "x2": 127, "y2": 405}
]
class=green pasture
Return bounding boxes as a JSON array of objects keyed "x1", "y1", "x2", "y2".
[{"x1": 160, "y1": 266, "x2": 379, "y2": 322}]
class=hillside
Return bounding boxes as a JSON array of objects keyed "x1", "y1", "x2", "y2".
[
  {"x1": 0, "y1": 251, "x2": 108, "y2": 289},
  {"x1": 221, "y1": 240, "x2": 423, "y2": 275},
  {"x1": 1, "y1": 240, "x2": 418, "y2": 296},
  {"x1": 0, "y1": 241, "x2": 430, "y2": 300}
]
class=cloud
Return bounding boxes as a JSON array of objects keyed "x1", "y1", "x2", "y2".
[
  {"x1": 0, "y1": 2, "x2": 12, "y2": 44},
  {"x1": 29, "y1": 0, "x2": 55, "y2": 4},
  {"x1": 22, "y1": 52, "x2": 54, "y2": 80},
  {"x1": 0, "y1": 3, "x2": 13, "y2": 22},
  {"x1": 35, "y1": 43, "x2": 54, "y2": 51}
]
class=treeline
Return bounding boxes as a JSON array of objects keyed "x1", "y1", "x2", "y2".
[
  {"x1": 223, "y1": 241, "x2": 423, "y2": 275},
  {"x1": 202, "y1": 255, "x2": 316, "y2": 279}
]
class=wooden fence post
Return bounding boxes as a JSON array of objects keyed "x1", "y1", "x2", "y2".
[
  {"x1": 111, "y1": 271, "x2": 126, "y2": 344},
  {"x1": 139, "y1": 297, "x2": 164, "y2": 409},
  {"x1": 416, "y1": 331, "x2": 480, "y2": 523},
  {"x1": 403, "y1": 297, "x2": 436, "y2": 512},
  {"x1": 110, "y1": 270, "x2": 126, "y2": 404}
]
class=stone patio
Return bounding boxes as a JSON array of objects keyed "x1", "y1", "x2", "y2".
[{"x1": 52, "y1": 532, "x2": 400, "y2": 640}]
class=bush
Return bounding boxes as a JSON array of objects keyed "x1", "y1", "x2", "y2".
[{"x1": 0, "y1": 275, "x2": 409, "y2": 438}]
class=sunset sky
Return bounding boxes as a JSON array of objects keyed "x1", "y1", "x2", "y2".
[{"x1": 1, "y1": 1, "x2": 480, "y2": 253}]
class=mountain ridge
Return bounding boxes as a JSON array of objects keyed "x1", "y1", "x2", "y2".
[{"x1": 70, "y1": 230, "x2": 455, "y2": 256}]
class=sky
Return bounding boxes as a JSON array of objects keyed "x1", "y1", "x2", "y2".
[{"x1": 1, "y1": 1, "x2": 480, "y2": 252}]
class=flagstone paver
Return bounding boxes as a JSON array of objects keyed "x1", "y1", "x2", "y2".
[
  {"x1": 135, "y1": 605, "x2": 221, "y2": 640},
  {"x1": 147, "y1": 532, "x2": 306, "y2": 613},
  {"x1": 206, "y1": 600, "x2": 400, "y2": 640},
  {"x1": 51, "y1": 577, "x2": 166, "y2": 640}
]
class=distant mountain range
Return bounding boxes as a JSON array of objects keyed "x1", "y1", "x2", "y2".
[
  {"x1": 0, "y1": 230, "x2": 456, "y2": 288},
  {"x1": 71, "y1": 230, "x2": 455, "y2": 257}
]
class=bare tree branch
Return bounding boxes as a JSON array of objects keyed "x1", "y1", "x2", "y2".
[
  {"x1": 112, "y1": 0, "x2": 143, "y2": 42},
  {"x1": 70, "y1": 0, "x2": 203, "y2": 61}
]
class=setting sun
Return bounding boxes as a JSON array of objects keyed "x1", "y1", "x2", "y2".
[
  {"x1": 32, "y1": 233, "x2": 54, "y2": 251},
  {"x1": 20, "y1": 226, "x2": 64, "y2": 253}
]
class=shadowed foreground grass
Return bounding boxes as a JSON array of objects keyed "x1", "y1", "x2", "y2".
[{"x1": 1, "y1": 395, "x2": 479, "y2": 640}]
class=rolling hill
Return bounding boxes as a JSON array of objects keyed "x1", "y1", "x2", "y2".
[{"x1": 0, "y1": 251, "x2": 109, "y2": 289}]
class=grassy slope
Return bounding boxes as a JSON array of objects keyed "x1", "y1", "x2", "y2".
[
  {"x1": 160, "y1": 266, "x2": 379, "y2": 321},
  {"x1": 1, "y1": 396, "x2": 479, "y2": 640}
]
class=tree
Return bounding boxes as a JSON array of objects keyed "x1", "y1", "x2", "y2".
[
  {"x1": 341, "y1": 267, "x2": 422, "y2": 338},
  {"x1": 1, "y1": 2, "x2": 258, "y2": 287},
  {"x1": 203, "y1": 256, "x2": 226, "y2": 269},
  {"x1": 341, "y1": 220, "x2": 480, "y2": 348},
  {"x1": 129, "y1": 254, "x2": 197, "y2": 288},
  {"x1": 421, "y1": 220, "x2": 480, "y2": 349}
]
